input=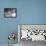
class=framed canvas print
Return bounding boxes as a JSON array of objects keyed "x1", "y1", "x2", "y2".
[
  {"x1": 18, "y1": 24, "x2": 46, "y2": 41},
  {"x1": 4, "y1": 8, "x2": 17, "y2": 18}
]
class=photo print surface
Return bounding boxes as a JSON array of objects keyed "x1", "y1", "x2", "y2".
[
  {"x1": 18, "y1": 25, "x2": 46, "y2": 41},
  {"x1": 4, "y1": 8, "x2": 17, "y2": 18}
]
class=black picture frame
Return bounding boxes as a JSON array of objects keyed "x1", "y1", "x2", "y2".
[{"x1": 4, "y1": 8, "x2": 17, "y2": 18}]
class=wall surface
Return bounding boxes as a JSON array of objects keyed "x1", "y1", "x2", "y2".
[{"x1": 0, "y1": 0, "x2": 46, "y2": 45}]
